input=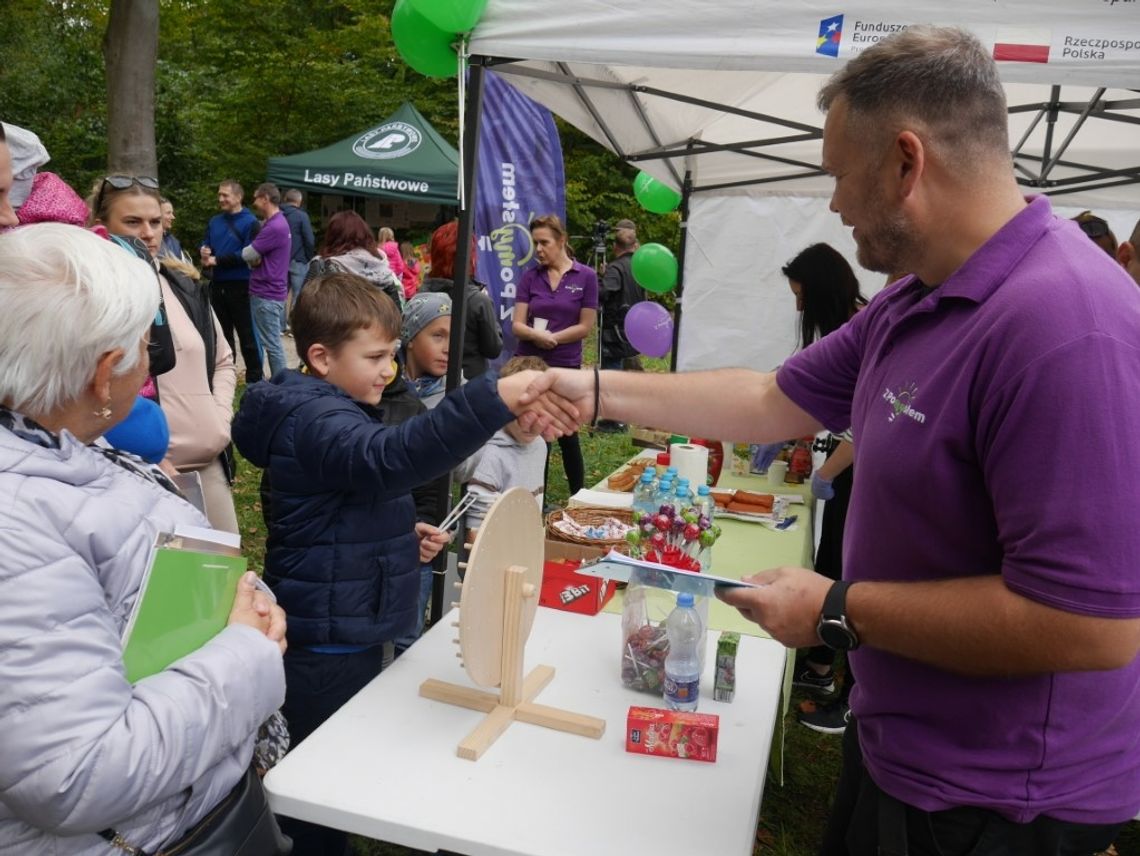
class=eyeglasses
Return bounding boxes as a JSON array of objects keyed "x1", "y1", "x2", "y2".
[
  {"x1": 94, "y1": 174, "x2": 160, "y2": 217},
  {"x1": 1075, "y1": 213, "x2": 1110, "y2": 240}
]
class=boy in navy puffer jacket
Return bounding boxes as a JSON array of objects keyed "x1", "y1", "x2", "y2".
[{"x1": 232, "y1": 271, "x2": 560, "y2": 855}]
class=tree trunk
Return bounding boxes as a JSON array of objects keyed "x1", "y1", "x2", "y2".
[{"x1": 104, "y1": 0, "x2": 159, "y2": 176}]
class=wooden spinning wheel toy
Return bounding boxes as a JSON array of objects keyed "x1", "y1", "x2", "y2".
[{"x1": 419, "y1": 487, "x2": 606, "y2": 760}]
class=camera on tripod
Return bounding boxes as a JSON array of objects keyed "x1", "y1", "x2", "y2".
[{"x1": 592, "y1": 220, "x2": 609, "y2": 255}]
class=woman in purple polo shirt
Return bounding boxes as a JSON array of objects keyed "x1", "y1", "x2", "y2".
[{"x1": 512, "y1": 214, "x2": 598, "y2": 496}]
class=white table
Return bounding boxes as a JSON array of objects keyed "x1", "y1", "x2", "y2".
[{"x1": 264, "y1": 607, "x2": 787, "y2": 856}]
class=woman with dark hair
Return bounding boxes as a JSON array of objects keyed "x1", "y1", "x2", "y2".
[
  {"x1": 307, "y1": 211, "x2": 402, "y2": 308},
  {"x1": 780, "y1": 242, "x2": 866, "y2": 734},
  {"x1": 512, "y1": 214, "x2": 597, "y2": 497},
  {"x1": 420, "y1": 220, "x2": 502, "y2": 378},
  {"x1": 781, "y1": 242, "x2": 868, "y2": 349}
]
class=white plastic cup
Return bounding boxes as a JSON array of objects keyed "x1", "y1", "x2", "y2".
[
  {"x1": 767, "y1": 460, "x2": 789, "y2": 487},
  {"x1": 532, "y1": 317, "x2": 549, "y2": 332}
]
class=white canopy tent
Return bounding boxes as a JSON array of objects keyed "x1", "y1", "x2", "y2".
[{"x1": 459, "y1": 0, "x2": 1140, "y2": 371}]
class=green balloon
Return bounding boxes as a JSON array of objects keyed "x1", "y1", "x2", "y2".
[
  {"x1": 631, "y1": 243, "x2": 678, "y2": 294},
  {"x1": 391, "y1": 0, "x2": 458, "y2": 79},
  {"x1": 412, "y1": 0, "x2": 488, "y2": 33},
  {"x1": 633, "y1": 171, "x2": 681, "y2": 214}
]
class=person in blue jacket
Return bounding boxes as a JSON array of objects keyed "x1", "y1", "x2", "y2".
[
  {"x1": 200, "y1": 179, "x2": 262, "y2": 383},
  {"x1": 231, "y1": 271, "x2": 572, "y2": 855}
]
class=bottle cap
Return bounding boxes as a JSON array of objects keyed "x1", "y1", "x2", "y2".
[
  {"x1": 677, "y1": 592, "x2": 695, "y2": 607},
  {"x1": 666, "y1": 467, "x2": 678, "y2": 476},
  {"x1": 656, "y1": 452, "x2": 671, "y2": 466},
  {"x1": 697, "y1": 485, "x2": 710, "y2": 495},
  {"x1": 640, "y1": 471, "x2": 654, "y2": 483}
]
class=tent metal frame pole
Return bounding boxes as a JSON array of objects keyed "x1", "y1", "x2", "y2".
[
  {"x1": 429, "y1": 58, "x2": 487, "y2": 627},
  {"x1": 557, "y1": 61, "x2": 627, "y2": 158},
  {"x1": 490, "y1": 62, "x2": 818, "y2": 133},
  {"x1": 628, "y1": 132, "x2": 819, "y2": 161},
  {"x1": 625, "y1": 87, "x2": 684, "y2": 188},
  {"x1": 670, "y1": 167, "x2": 693, "y2": 373},
  {"x1": 1041, "y1": 88, "x2": 1104, "y2": 180}
]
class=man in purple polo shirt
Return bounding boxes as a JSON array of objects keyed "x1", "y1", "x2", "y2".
[
  {"x1": 242, "y1": 182, "x2": 291, "y2": 377},
  {"x1": 523, "y1": 27, "x2": 1140, "y2": 855}
]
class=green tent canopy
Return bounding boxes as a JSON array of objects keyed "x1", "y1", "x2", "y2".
[{"x1": 266, "y1": 102, "x2": 458, "y2": 205}]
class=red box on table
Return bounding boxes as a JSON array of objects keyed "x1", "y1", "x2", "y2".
[
  {"x1": 540, "y1": 539, "x2": 617, "y2": 615},
  {"x1": 625, "y1": 706, "x2": 719, "y2": 763}
]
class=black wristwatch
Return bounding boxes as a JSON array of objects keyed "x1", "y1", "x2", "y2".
[{"x1": 817, "y1": 580, "x2": 860, "y2": 651}]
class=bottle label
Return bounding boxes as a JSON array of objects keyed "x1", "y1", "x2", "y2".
[{"x1": 664, "y1": 675, "x2": 699, "y2": 706}]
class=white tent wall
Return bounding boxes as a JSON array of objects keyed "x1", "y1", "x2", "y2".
[
  {"x1": 678, "y1": 194, "x2": 885, "y2": 372},
  {"x1": 677, "y1": 196, "x2": 1140, "y2": 374}
]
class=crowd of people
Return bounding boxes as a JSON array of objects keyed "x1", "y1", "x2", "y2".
[
  {"x1": 2, "y1": 22, "x2": 1140, "y2": 856},
  {"x1": 0, "y1": 122, "x2": 579, "y2": 855}
]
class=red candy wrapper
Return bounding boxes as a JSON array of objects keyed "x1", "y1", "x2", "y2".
[{"x1": 625, "y1": 706, "x2": 719, "y2": 763}]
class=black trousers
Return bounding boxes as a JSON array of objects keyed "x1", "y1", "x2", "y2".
[
  {"x1": 278, "y1": 646, "x2": 387, "y2": 856},
  {"x1": 807, "y1": 461, "x2": 854, "y2": 671},
  {"x1": 545, "y1": 432, "x2": 585, "y2": 497},
  {"x1": 210, "y1": 278, "x2": 262, "y2": 384},
  {"x1": 821, "y1": 718, "x2": 1123, "y2": 856}
]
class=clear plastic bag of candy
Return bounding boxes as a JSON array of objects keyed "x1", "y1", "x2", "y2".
[{"x1": 620, "y1": 569, "x2": 709, "y2": 694}]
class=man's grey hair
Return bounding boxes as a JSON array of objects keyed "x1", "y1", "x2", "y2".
[
  {"x1": 818, "y1": 26, "x2": 1009, "y2": 166},
  {"x1": 255, "y1": 182, "x2": 281, "y2": 206},
  {"x1": 0, "y1": 224, "x2": 158, "y2": 415},
  {"x1": 614, "y1": 227, "x2": 638, "y2": 252},
  {"x1": 284, "y1": 188, "x2": 303, "y2": 205}
]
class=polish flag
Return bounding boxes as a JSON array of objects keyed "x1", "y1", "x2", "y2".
[{"x1": 993, "y1": 28, "x2": 1051, "y2": 64}]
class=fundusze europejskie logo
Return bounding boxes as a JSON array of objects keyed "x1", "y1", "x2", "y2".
[{"x1": 817, "y1": 15, "x2": 844, "y2": 57}]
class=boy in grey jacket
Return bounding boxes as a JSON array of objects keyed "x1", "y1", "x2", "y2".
[{"x1": 455, "y1": 357, "x2": 548, "y2": 541}]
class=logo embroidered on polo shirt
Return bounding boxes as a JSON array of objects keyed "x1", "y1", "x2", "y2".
[{"x1": 882, "y1": 383, "x2": 926, "y2": 425}]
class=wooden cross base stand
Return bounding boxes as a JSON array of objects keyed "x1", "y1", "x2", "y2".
[{"x1": 419, "y1": 565, "x2": 606, "y2": 761}]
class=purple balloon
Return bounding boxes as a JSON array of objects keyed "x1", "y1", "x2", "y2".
[{"x1": 623, "y1": 300, "x2": 674, "y2": 358}]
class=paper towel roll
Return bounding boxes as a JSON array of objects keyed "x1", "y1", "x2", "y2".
[{"x1": 670, "y1": 443, "x2": 709, "y2": 490}]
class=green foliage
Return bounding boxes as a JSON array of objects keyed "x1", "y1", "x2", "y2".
[{"x1": 0, "y1": 1, "x2": 678, "y2": 263}]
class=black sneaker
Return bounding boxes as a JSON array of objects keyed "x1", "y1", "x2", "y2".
[
  {"x1": 797, "y1": 700, "x2": 851, "y2": 735},
  {"x1": 792, "y1": 664, "x2": 836, "y2": 695}
]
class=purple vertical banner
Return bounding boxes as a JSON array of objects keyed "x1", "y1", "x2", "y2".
[{"x1": 474, "y1": 70, "x2": 566, "y2": 363}]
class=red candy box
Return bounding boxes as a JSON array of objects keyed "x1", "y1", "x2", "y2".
[{"x1": 625, "y1": 706, "x2": 719, "y2": 763}]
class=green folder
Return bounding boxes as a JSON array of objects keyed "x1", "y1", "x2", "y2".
[{"x1": 121, "y1": 530, "x2": 247, "y2": 683}]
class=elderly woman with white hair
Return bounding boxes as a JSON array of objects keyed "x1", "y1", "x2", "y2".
[{"x1": 0, "y1": 223, "x2": 290, "y2": 854}]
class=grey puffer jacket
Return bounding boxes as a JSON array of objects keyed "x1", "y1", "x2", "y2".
[{"x1": 0, "y1": 428, "x2": 285, "y2": 854}]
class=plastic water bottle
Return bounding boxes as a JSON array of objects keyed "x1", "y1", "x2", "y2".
[
  {"x1": 672, "y1": 483, "x2": 691, "y2": 514},
  {"x1": 653, "y1": 477, "x2": 674, "y2": 511},
  {"x1": 633, "y1": 471, "x2": 658, "y2": 516},
  {"x1": 664, "y1": 592, "x2": 704, "y2": 712},
  {"x1": 694, "y1": 484, "x2": 713, "y2": 520}
]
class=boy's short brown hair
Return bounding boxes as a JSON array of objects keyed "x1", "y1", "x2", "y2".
[
  {"x1": 292, "y1": 272, "x2": 401, "y2": 369},
  {"x1": 499, "y1": 355, "x2": 547, "y2": 378}
]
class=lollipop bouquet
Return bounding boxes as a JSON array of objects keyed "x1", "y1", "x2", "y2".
[
  {"x1": 624, "y1": 503, "x2": 721, "y2": 572},
  {"x1": 620, "y1": 503, "x2": 722, "y2": 693}
]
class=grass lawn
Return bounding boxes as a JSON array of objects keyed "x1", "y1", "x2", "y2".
[{"x1": 232, "y1": 340, "x2": 1140, "y2": 856}]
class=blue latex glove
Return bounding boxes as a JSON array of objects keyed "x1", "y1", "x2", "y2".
[
  {"x1": 811, "y1": 471, "x2": 835, "y2": 501},
  {"x1": 750, "y1": 442, "x2": 785, "y2": 474}
]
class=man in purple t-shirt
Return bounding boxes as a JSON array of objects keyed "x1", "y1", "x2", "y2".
[
  {"x1": 242, "y1": 182, "x2": 291, "y2": 377},
  {"x1": 525, "y1": 27, "x2": 1140, "y2": 855}
]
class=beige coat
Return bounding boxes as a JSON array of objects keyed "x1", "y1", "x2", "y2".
[{"x1": 158, "y1": 278, "x2": 236, "y2": 469}]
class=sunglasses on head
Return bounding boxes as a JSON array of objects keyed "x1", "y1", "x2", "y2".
[
  {"x1": 1076, "y1": 214, "x2": 1110, "y2": 240},
  {"x1": 94, "y1": 174, "x2": 160, "y2": 216}
]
